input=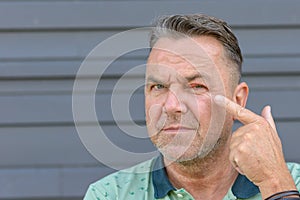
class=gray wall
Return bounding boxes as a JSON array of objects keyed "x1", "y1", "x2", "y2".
[{"x1": 0, "y1": 1, "x2": 300, "y2": 199}]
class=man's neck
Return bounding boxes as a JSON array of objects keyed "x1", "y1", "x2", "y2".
[{"x1": 164, "y1": 141, "x2": 238, "y2": 200}]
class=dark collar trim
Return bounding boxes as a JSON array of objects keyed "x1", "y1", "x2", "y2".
[
  {"x1": 151, "y1": 155, "x2": 259, "y2": 199},
  {"x1": 232, "y1": 174, "x2": 259, "y2": 198},
  {"x1": 152, "y1": 155, "x2": 175, "y2": 198}
]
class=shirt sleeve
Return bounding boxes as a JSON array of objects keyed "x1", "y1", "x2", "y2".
[
  {"x1": 83, "y1": 184, "x2": 111, "y2": 200},
  {"x1": 287, "y1": 162, "x2": 300, "y2": 191}
]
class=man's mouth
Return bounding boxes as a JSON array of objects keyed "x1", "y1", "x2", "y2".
[{"x1": 162, "y1": 125, "x2": 195, "y2": 132}]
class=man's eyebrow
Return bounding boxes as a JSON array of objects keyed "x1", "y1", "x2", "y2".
[
  {"x1": 184, "y1": 74, "x2": 205, "y2": 82},
  {"x1": 145, "y1": 76, "x2": 164, "y2": 83},
  {"x1": 146, "y1": 74, "x2": 207, "y2": 84}
]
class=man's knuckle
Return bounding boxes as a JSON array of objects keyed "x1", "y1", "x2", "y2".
[
  {"x1": 242, "y1": 133, "x2": 253, "y2": 141},
  {"x1": 250, "y1": 123, "x2": 260, "y2": 131},
  {"x1": 236, "y1": 144, "x2": 248, "y2": 154},
  {"x1": 260, "y1": 119, "x2": 269, "y2": 127}
]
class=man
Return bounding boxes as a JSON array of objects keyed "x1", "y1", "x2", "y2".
[{"x1": 84, "y1": 14, "x2": 300, "y2": 200}]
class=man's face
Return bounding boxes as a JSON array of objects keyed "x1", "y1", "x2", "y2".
[{"x1": 145, "y1": 36, "x2": 235, "y2": 162}]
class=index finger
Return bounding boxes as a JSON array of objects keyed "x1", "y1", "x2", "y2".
[{"x1": 214, "y1": 95, "x2": 260, "y2": 125}]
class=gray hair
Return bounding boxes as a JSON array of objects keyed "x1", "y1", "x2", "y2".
[{"x1": 149, "y1": 14, "x2": 242, "y2": 82}]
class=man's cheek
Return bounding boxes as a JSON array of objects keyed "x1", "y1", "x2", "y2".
[
  {"x1": 146, "y1": 103, "x2": 163, "y2": 133},
  {"x1": 190, "y1": 95, "x2": 212, "y2": 121}
]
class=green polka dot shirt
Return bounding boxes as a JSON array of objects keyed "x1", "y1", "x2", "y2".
[{"x1": 84, "y1": 155, "x2": 300, "y2": 200}]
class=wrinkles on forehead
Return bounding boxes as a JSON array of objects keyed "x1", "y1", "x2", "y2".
[
  {"x1": 149, "y1": 36, "x2": 223, "y2": 61},
  {"x1": 148, "y1": 50, "x2": 212, "y2": 69},
  {"x1": 146, "y1": 45, "x2": 216, "y2": 86},
  {"x1": 147, "y1": 36, "x2": 226, "y2": 76},
  {"x1": 145, "y1": 67, "x2": 210, "y2": 87}
]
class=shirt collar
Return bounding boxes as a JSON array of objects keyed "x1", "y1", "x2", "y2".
[
  {"x1": 151, "y1": 155, "x2": 259, "y2": 199},
  {"x1": 152, "y1": 154, "x2": 176, "y2": 198}
]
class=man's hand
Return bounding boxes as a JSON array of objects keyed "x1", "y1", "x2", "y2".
[{"x1": 214, "y1": 95, "x2": 297, "y2": 198}]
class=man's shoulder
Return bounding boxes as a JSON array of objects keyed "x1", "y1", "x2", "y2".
[
  {"x1": 85, "y1": 157, "x2": 157, "y2": 200},
  {"x1": 94, "y1": 157, "x2": 156, "y2": 184}
]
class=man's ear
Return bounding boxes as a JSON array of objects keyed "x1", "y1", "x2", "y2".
[{"x1": 233, "y1": 82, "x2": 249, "y2": 107}]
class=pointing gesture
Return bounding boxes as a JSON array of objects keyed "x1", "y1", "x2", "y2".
[
  {"x1": 214, "y1": 95, "x2": 297, "y2": 198},
  {"x1": 215, "y1": 95, "x2": 276, "y2": 130}
]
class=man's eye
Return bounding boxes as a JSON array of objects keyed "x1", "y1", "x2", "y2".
[
  {"x1": 190, "y1": 83, "x2": 206, "y2": 89},
  {"x1": 152, "y1": 84, "x2": 166, "y2": 90},
  {"x1": 189, "y1": 83, "x2": 208, "y2": 93}
]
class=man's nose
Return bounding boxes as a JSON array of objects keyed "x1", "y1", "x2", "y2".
[{"x1": 163, "y1": 90, "x2": 187, "y2": 114}]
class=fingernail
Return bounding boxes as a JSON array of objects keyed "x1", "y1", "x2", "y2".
[{"x1": 214, "y1": 95, "x2": 225, "y2": 105}]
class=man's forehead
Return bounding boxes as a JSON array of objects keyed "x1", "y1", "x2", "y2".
[
  {"x1": 148, "y1": 39, "x2": 216, "y2": 70},
  {"x1": 149, "y1": 35, "x2": 222, "y2": 59},
  {"x1": 146, "y1": 54, "x2": 221, "y2": 85},
  {"x1": 145, "y1": 64, "x2": 210, "y2": 83},
  {"x1": 146, "y1": 36, "x2": 226, "y2": 83},
  {"x1": 147, "y1": 50, "x2": 216, "y2": 79},
  {"x1": 147, "y1": 50, "x2": 214, "y2": 72}
]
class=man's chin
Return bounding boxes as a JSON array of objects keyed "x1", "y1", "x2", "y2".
[
  {"x1": 159, "y1": 147, "x2": 206, "y2": 163},
  {"x1": 158, "y1": 143, "x2": 218, "y2": 165}
]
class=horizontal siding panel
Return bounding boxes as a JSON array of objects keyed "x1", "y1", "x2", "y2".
[
  {"x1": 0, "y1": 1, "x2": 299, "y2": 30},
  {"x1": 246, "y1": 91, "x2": 300, "y2": 119},
  {"x1": 0, "y1": 125, "x2": 154, "y2": 167},
  {"x1": 0, "y1": 167, "x2": 60, "y2": 199},
  {"x1": 0, "y1": 126, "x2": 97, "y2": 167},
  {"x1": 1, "y1": 28, "x2": 300, "y2": 60},
  {"x1": 0, "y1": 166, "x2": 114, "y2": 199},
  {"x1": 0, "y1": 91, "x2": 299, "y2": 125},
  {"x1": 0, "y1": 59, "x2": 147, "y2": 79},
  {"x1": 0, "y1": 31, "x2": 122, "y2": 60},
  {"x1": 62, "y1": 167, "x2": 114, "y2": 197},
  {"x1": 235, "y1": 28, "x2": 300, "y2": 56},
  {"x1": 0, "y1": 60, "x2": 82, "y2": 78},
  {"x1": 0, "y1": 93, "x2": 144, "y2": 124},
  {"x1": 0, "y1": 79, "x2": 144, "y2": 94},
  {"x1": 243, "y1": 57, "x2": 300, "y2": 74},
  {"x1": 278, "y1": 122, "x2": 300, "y2": 162},
  {"x1": 243, "y1": 75, "x2": 300, "y2": 90}
]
